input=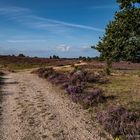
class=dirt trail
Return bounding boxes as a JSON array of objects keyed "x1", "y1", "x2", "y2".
[{"x1": 0, "y1": 71, "x2": 110, "y2": 140}]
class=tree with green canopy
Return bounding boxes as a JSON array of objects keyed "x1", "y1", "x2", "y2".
[{"x1": 92, "y1": 0, "x2": 140, "y2": 75}]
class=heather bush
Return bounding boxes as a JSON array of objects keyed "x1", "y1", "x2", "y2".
[
  {"x1": 66, "y1": 85, "x2": 83, "y2": 94},
  {"x1": 47, "y1": 73, "x2": 60, "y2": 82},
  {"x1": 66, "y1": 85, "x2": 84, "y2": 103},
  {"x1": 69, "y1": 70, "x2": 87, "y2": 85},
  {"x1": 33, "y1": 67, "x2": 54, "y2": 78},
  {"x1": 82, "y1": 89, "x2": 105, "y2": 107},
  {"x1": 70, "y1": 93, "x2": 84, "y2": 103},
  {"x1": 42, "y1": 68, "x2": 54, "y2": 78},
  {"x1": 86, "y1": 71, "x2": 108, "y2": 84},
  {"x1": 49, "y1": 73, "x2": 68, "y2": 85},
  {"x1": 60, "y1": 83, "x2": 69, "y2": 89},
  {"x1": 0, "y1": 71, "x2": 5, "y2": 76},
  {"x1": 86, "y1": 73, "x2": 99, "y2": 83},
  {"x1": 34, "y1": 68, "x2": 109, "y2": 108},
  {"x1": 97, "y1": 106, "x2": 140, "y2": 140}
]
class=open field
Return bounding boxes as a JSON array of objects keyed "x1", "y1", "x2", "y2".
[
  {"x1": 0, "y1": 55, "x2": 79, "y2": 70},
  {"x1": 0, "y1": 56, "x2": 140, "y2": 140}
]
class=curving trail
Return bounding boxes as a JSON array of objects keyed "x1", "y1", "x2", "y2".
[{"x1": 0, "y1": 70, "x2": 111, "y2": 140}]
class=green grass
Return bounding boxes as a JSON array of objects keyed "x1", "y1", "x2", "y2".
[{"x1": 95, "y1": 70, "x2": 140, "y2": 113}]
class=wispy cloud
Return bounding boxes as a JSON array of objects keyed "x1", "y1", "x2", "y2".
[
  {"x1": 0, "y1": 6, "x2": 30, "y2": 17},
  {"x1": 20, "y1": 15, "x2": 104, "y2": 32},
  {"x1": 0, "y1": 6, "x2": 104, "y2": 32}
]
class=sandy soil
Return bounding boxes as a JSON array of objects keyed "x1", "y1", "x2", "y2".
[{"x1": 0, "y1": 70, "x2": 111, "y2": 140}]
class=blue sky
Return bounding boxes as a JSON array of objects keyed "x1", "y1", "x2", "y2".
[{"x1": 0, "y1": 0, "x2": 119, "y2": 58}]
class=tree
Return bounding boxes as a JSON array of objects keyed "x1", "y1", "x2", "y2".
[
  {"x1": 52, "y1": 55, "x2": 60, "y2": 59},
  {"x1": 92, "y1": 0, "x2": 140, "y2": 75},
  {"x1": 18, "y1": 54, "x2": 25, "y2": 57}
]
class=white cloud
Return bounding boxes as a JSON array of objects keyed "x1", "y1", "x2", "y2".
[{"x1": 55, "y1": 44, "x2": 70, "y2": 52}]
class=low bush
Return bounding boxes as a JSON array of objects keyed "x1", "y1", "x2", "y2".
[
  {"x1": 97, "y1": 106, "x2": 140, "y2": 140},
  {"x1": 69, "y1": 70, "x2": 87, "y2": 85},
  {"x1": 70, "y1": 92, "x2": 84, "y2": 103},
  {"x1": 60, "y1": 83, "x2": 69, "y2": 89},
  {"x1": 86, "y1": 73, "x2": 99, "y2": 83},
  {"x1": 82, "y1": 89, "x2": 105, "y2": 107},
  {"x1": 0, "y1": 71, "x2": 5, "y2": 76},
  {"x1": 48, "y1": 73, "x2": 68, "y2": 85},
  {"x1": 47, "y1": 73, "x2": 60, "y2": 82},
  {"x1": 42, "y1": 68, "x2": 54, "y2": 78},
  {"x1": 66, "y1": 85, "x2": 83, "y2": 94},
  {"x1": 86, "y1": 71, "x2": 108, "y2": 84},
  {"x1": 32, "y1": 67, "x2": 54, "y2": 78},
  {"x1": 34, "y1": 68, "x2": 107, "y2": 107}
]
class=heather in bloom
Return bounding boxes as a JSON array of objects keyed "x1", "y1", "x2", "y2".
[
  {"x1": 82, "y1": 89, "x2": 105, "y2": 107},
  {"x1": 97, "y1": 106, "x2": 140, "y2": 140}
]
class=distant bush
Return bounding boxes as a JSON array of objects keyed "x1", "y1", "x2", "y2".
[
  {"x1": 18, "y1": 54, "x2": 25, "y2": 57},
  {"x1": 97, "y1": 106, "x2": 140, "y2": 140},
  {"x1": 50, "y1": 55, "x2": 60, "y2": 59}
]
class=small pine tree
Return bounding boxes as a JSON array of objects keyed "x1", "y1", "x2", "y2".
[{"x1": 92, "y1": 0, "x2": 140, "y2": 75}]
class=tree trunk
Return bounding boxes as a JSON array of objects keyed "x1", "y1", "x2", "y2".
[{"x1": 105, "y1": 58, "x2": 112, "y2": 75}]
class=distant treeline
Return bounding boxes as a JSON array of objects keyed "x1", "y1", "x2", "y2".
[{"x1": 0, "y1": 54, "x2": 99, "y2": 61}]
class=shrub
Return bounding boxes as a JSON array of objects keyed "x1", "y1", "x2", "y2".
[
  {"x1": 0, "y1": 71, "x2": 5, "y2": 76},
  {"x1": 69, "y1": 70, "x2": 87, "y2": 85},
  {"x1": 97, "y1": 106, "x2": 140, "y2": 140},
  {"x1": 70, "y1": 93, "x2": 84, "y2": 103},
  {"x1": 18, "y1": 54, "x2": 25, "y2": 57},
  {"x1": 42, "y1": 68, "x2": 54, "y2": 78},
  {"x1": 82, "y1": 89, "x2": 105, "y2": 107},
  {"x1": 34, "y1": 68, "x2": 108, "y2": 108},
  {"x1": 32, "y1": 67, "x2": 54, "y2": 78},
  {"x1": 60, "y1": 83, "x2": 69, "y2": 89},
  {"x1": 49, "y1": 73, "x2": 68, "y2": 85},
  {"x1": 86, "y1": 72, "x2": 109, "y2": 84},
  {"x1": 47, "y1": 73, "x2": 60, "y2": 82},
  {"x1": 66, "y1": 85, "x2": 83, "y2": 94},
  {"x1": 86, "y1": 73, "x2": 98, "y2": 83}
]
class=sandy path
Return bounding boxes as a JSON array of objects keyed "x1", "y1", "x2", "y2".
[{"x1": 0, "y1": 71, "x2": 110, "y2": 140}]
